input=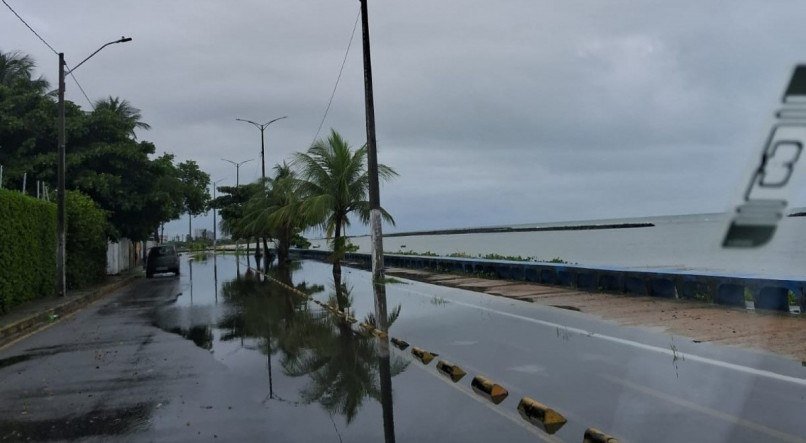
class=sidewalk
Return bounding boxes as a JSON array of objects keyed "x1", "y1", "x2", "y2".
[
  {"x1": 387, "y1": 267, "x2": 806, "y2": 362},
  {"x1": 0, "y1": 271, "x2": 140, "y2": 348}
]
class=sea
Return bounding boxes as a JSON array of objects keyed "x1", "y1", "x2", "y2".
[{"x1": 307, "y1": 213, "x2": 805, "y2": 280}]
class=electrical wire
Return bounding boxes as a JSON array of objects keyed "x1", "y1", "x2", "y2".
[
  {"x1": 1, "y1": 0, "x2": 58, "y2": 55},
  {"x1": 2, "y1": 0, "x2": 95, "y2": 109},
  {"x1": 67, "y1": 68, "x2": 95, "y2": 109},
  {"x1": 311, "y1": 9, "x2": 361, "y2": 146}
]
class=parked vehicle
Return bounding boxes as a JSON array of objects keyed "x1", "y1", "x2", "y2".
[{"x1": 146, "y1": 245, "x2": 180, "y2": 278}]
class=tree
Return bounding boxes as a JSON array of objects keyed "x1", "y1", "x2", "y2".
[
  {"x1": 177, "y1": 160, "x2": 211, "y2": 242},
  {"x1": 0, "y1": 49, "x2": 197, "y2": 243},
  {"x1": 210, "y1": 182, "x2": 261, "y2": 243},
  {"x1": 294, "y1": 130, "x2": 397, "y2": 278},
  {"x1": 0, "y1": 51, "x2": 49, "y2": 91},
  {"x1": 242, "y1": 163, "x2": 309, "y2": 264},
  {"x1": 90, "y1": 96, "x2": 151, "y2": 140}
]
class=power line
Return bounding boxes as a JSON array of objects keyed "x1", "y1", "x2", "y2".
[
  {"x1": 312, "y1": 9, "x2": 361, "y2": 146},
  {"x1": 66, "y1": 68, "x2": 95, "y2": 109},
  {"x1": 2, "y1": 0, "x2": 95, "y2": 109},
  {"x1": 1, "y1": 0, "x2": 58, "y2": 55}
]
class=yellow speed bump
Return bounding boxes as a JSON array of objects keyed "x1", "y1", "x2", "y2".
[
  {"x1": 583, "y1": 428, "x2": 619, "y2": 443},
  {"x1": 471, "y1": 375, "x2": 509, "y2": 404},
  {"x1": 436, "y1": 360, "x2": 467, "y2": 382},
  {"x1": 516, "y1": 397, "x2": 567, "y2": 435},
  {"x1": 411, "y1": 347, "x2": 438, "y2": 365},
  {"x1": 390, "y1": 337, "x2": 409, "y2": 350}
]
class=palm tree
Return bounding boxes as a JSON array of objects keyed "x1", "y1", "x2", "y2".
[
  {"x1": 92, "y1": 96, "x2": 151, "y2": 138},
  {"x1": 242, "y1": 163, "x2": 308, "y2": 264},
  {"x1": 0, "y1": 51, "x2": 49, "y2": 91},
  {"x1": 294, "y1": 130, "x2": 397, "y2": 277}
]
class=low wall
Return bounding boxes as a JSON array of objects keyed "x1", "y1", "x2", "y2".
[
  {"x1": 292, "y1": 249, "x2": 806, "y2": 314},
  {"x1": 106, "y1": 238, "x2": 139, "y2": 275}
]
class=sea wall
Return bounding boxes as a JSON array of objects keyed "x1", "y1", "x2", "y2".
[{"x1": 292, "y1": 249, "x2": 806, "y2": 314}]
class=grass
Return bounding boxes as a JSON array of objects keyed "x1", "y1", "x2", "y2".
[{"x1": 380, "y1": 277, "x2": 406, "y2": 285}]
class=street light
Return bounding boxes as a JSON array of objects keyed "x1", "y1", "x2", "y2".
[
  {"x1": 57, "y1": 36, "x2": 132, "y2": 297},
  {"x1": 221, "y1": 158, "x2": 253, "y2": 187},
  {"x1": 235, "y1": 116, "x2": 287, "y2": 179},
  {"x1": 211, "y1": 177, "x2": 228, "y2": 253}
]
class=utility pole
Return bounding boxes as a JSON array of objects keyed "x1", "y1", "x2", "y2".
[
  {"x1": 55, "y1": 37, "x2": 131, "y2": 297},
  {"x1": 360, "y1": 4, "x2": 395, "y2": 439},
  {"x1": 56, "y1": 53, "x2": 66, "y2": 296},
  {"x1": 360, "y1": 0, "x2": 385, "y2": 283}
]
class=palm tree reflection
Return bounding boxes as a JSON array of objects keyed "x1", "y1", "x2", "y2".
[{"x1": 217, "y1": 264, "x2": 406, "y2": 437}]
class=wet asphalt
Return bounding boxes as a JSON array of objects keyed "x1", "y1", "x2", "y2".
[{"x1": 0, "y1": 254, "x2": 804, "y2": 442}]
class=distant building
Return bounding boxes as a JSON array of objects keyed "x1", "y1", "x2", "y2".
[{"x1": 193, "y1": 228, "x2": 214, "y2": 240}]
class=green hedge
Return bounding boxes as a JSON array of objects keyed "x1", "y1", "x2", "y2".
[
  {"x1": 0, "y1": 189, "x2": 108, "y2": 311},
  {"x1": 66, "y1": 191, "x2": 107, "y2": 289},
  {"x1": 0, "y1": 189, "x2": 57, "y2": 311}
]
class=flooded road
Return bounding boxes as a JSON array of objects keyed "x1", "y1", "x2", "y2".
[{"x1": 1, "y1": 254, "x2": 804, "y2": 442}]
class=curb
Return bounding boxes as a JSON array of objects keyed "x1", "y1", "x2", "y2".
[{"x1": 0, "y1": 274, "x2": 138, "y2": 348}]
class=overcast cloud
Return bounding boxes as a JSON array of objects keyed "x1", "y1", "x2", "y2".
[{"x1": 3, "y1": 0, "x2": 805, "y2": 237}]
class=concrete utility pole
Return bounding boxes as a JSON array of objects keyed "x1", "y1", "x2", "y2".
[
  {"x1": 57, "y1": 53, "x2": 66, "y2": 296},
  {"x1": 235, "y1": 117, "x2": 287, "y2": 179},
  {"x1": 56, "y1": 37, "x2": 131, "y2": 297},
  {"x1": 360, "y1": 0, "x2": 385, "y2": 284},
  {"x1": 360, "y1": 4, "x2": 394, "y2": 439}
]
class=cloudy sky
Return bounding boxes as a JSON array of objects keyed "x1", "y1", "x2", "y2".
[{"x1": 3, "y1": 0, "x2": 806, "y2": 237}]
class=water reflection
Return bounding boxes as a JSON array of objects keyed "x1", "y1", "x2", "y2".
[
  {"x1": 216, "y1": 262, "x2": 407, "y2": 437},
  {"x1": 373, "y1": 282, "x2": 397, "y2": 443}
]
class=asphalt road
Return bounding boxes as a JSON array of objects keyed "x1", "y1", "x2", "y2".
[{"x1": 1, "y1": 255, "x2": 804, "y2": 442}]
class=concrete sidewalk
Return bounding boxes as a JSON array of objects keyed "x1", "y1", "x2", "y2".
[{"x1": 0, "y1": 272, "x2": 140, "y2": 348}]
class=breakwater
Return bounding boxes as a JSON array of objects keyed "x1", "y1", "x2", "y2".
[{"x1": 381, "y1": 222, "x2": 654, "y2": 237}]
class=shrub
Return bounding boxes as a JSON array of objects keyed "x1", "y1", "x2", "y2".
[
  {"x1": 65, "y1": 191, "x2": 108, "y2": 289},
  {"x1": 0, "y1": 189, "x2": 57, "y2": 311}
]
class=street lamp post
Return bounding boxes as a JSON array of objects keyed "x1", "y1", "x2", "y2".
[
  {"x1": 221, "y1": 158, "x2": 254, "y2": 188},
  {"x1": 221, "y1": 158, "x2": 252, "y2": 187},
  {"x1": 235, "y1": 116, "x2": 287, "y2": 179},
  {"x1": 211, "y1": 178, "x2": 227, "y2": 253},
  {"x1": 57, "y1": 36, "x2": 132, "y2": 297},
  {"x1": 221, "y1": 158, "x2": 253, "y2": 258}
]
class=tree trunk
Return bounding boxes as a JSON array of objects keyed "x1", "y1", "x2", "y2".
[
  {"x1": 187, "y1": 213, "x2": 192, "y2": 243},
  {"x1": 276, "y1": 229, "x2": 290, "y2": 265},
  {"x1": 332, "y1": 218, "x2": 342, "y2": 280}
]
